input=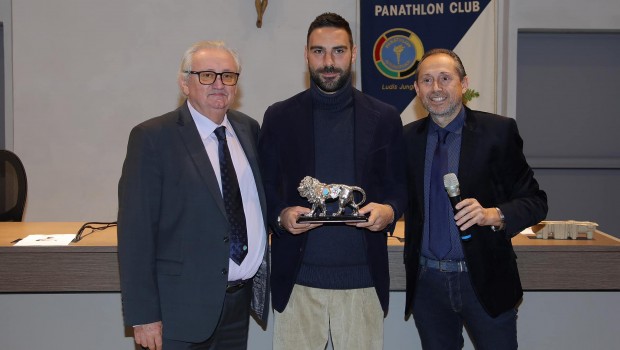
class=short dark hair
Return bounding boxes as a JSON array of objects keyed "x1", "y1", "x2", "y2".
[
  {"x1": 417, "y1": 48, "x2": 467, "y2": 80},
  {"x1": 307, "y1": 12, "x2": 354, "y2": 48}
]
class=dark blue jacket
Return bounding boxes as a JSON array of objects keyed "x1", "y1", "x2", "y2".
[{"x1": 259, "y1": 88, "x2": 407, "y2": 313}]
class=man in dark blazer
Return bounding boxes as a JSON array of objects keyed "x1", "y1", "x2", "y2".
[
  {"x1": 404, "y1": 49, "x2": 548, "y2": 349},
  {"x1": 259, "y1": 13, "x2": 407, "y2": 350},
  {"x1": 118, "y1": 41, "x2": 269, "y2": 350}
]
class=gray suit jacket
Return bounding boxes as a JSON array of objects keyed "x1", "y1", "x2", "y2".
[{"x1": 118, "y1": 103, "x2": 269, "y2": 343}]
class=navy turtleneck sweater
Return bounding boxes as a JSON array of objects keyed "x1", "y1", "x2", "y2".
[{"x1": 296, "y1": 79, "x2": 373, "y2": 290}]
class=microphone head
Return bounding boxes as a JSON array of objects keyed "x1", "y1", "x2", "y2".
[{"x1": 443, "y1": 173, "x2": 460, "y2": 197}]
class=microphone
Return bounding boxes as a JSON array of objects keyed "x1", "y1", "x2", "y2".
[{"x1": 443, "y1": 173, "x2": 472, "y2": 241}]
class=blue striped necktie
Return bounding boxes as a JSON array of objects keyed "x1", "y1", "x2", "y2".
[
  {"x1": 214, "y1": 126, "x2": 248, "y2": 265},
  {"x1": 429, "y1": 128, "x2": 451, "y2": 259}
]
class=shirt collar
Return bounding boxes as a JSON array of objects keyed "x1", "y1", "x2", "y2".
[
  {"x1": 430, "y1": 105, "x2": 466, "y2": 134},
  {"x1": 186, "y1": 100, "x2": 233, "y2": 140}
]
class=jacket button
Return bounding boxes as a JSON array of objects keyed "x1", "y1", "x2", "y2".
[
  {"x1": 223, "y1": 236, "x2": 229, "y2": 242},
  {"x1": 221, "y1": 268, "x2": 228, "y2": 275}
]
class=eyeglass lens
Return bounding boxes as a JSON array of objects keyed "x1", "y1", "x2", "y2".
[{"x1": 198, "y1": 71, "x2": 238, "y2": 85}]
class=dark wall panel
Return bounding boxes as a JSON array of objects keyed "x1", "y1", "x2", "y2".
[
  {"x1": 517, "y1": 31, "x2": 620, "y2": 237},
  {"x1": 517, "y1": 31, "x2": 620, "y2": 169},
  {"x1": 534, "y1": 169, "x2": 620, "y2": 236}
]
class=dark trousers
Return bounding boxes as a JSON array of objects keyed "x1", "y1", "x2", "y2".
[
  {"x1": 412, "y1": 266, "x2": 518, "y2": 350},
  {"x1": 163, "y1": 280, "x2": 253, "y2": 350}
]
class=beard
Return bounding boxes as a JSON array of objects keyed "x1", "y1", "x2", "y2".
[
  {"x1": 422, "y1": 92, "x2": 462, "y2": 119},
  {"x1": 309, "y1": 64, "x2": 352, "y2": 93}
]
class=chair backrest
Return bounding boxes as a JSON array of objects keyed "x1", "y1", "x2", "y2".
[{"x1": 0, "y1": 150, "x2": 28, "y2": 221}]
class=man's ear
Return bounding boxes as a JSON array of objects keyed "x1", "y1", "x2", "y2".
[
  {"x1": 178, "y1": 75, "x2": 190, "y2": 96},
  {"x1": 304, "y1": 46, "x2": 309, "y2": 64},
  {"x1": 461, "y1": 75, "x2": 469, "y2": 92},
  {"x1": 351, "y1": 45, "x2": 358, "y2": 63}
]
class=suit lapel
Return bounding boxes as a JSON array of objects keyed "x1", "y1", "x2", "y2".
[
  {"x1": 353, "y1": 90, "x2": 379, "y2": 184},
  {"x1": 176, "y1": 104, "x2": 227, "y2": 217},
  {"x1": 458, "y1": 107, "x2": 480, "y2": 195},
  {"x1": 298, "y1": 92, "x2": 316, "y2": 177},
  {"x1": 228, "y1": 111, "x2": 267, "y2": 219},
  {"x1": 411, "y1": 118, "x2": 430, "y2": 211}
]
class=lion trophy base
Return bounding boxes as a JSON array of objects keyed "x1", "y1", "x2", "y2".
[{"x1": 297, "y1": 214, "x2": 369, "y2": 224}]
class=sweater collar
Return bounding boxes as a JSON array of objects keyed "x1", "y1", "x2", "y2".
[{"x1": 310, "y1": 76, "x2": 354, "y2": 111}]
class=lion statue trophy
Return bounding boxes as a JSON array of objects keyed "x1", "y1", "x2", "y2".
[{"x1": 297, "y1": 176, "x2": 366, "y2": 219}]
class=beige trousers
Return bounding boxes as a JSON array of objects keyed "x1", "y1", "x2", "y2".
[{"x1": 273, "y1": 284, "x2": 384, "y2": 350}]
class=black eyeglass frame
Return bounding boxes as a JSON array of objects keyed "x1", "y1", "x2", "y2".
[
  {"x1": 72, "y1": 221, "x2": 117, "y2": 243},
  {"x1": 184, "y1": 70, "x2": 240, "y2": 86}
]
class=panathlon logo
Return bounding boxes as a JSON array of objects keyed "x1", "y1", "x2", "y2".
[{"x1": 373, "y1": 28, "x2": 424, "y2": 79}]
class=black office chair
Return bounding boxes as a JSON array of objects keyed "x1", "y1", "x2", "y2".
[{"x1": 0, "y1": 150, "x2": 28, "y2": 221}]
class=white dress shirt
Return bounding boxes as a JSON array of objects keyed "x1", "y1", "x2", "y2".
[{"x1": 187, "y1": 101, "x2": 266, "y2": 281}]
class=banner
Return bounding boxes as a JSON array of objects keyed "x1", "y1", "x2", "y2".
[{"x1": 360, "y1": 0, "x2": 496, "y2": 124}]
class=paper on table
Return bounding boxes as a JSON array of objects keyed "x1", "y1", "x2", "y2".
[{"x1": 13, "y1": 234, "x2": 75, "y2": 246}]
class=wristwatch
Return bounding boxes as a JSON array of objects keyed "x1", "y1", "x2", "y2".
[
  {"x1": 491, "y1": 207, "x2": 505, "y2": 231},
  {"x1": 277, "y1": 215, "x2": 284, "y2": 229}
]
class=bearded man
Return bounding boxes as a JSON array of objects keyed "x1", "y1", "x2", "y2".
[{"x1": 258, "y1": 12, "x2": 407, "y2": 350}]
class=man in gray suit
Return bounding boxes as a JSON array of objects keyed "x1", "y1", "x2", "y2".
[{"x1": 118, "y1": 41, "x2": 269, "y2": 350}]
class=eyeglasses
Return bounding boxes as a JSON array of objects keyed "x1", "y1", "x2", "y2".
[
  {"x1": 72, "y1": 221, "x2": 117, "y2": 243},
  {"x1": 185, "y1": 70, "x2": 240, "y2": 86}
]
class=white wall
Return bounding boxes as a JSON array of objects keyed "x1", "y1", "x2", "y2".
[
  {"x1": 1, "y1": 0, "x2": 12, "y2": 148},
  {"x1": 6, "y1": 0, "x2": 619, "y2": 221},
  {"x1": 9, "y1": 0, "x2": 358, "y2": 222},
  {"x1": 2, "y1": 0, "x2": 620, "y2": 349}
]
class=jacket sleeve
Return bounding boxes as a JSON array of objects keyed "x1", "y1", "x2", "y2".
[
  {"x1": 496, "y1": 118, "x2": 548, "y2": 237},
  {"x1": 379, "y1": 105, "x2": 408, "y2": 233},
  {"x1": 258, "y1": 106, "x2": 287, "y2": 236},
  {"x1": 117, "y1": 124, "x2": 163, "y2": 326}
]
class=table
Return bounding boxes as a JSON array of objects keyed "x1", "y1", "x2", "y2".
[
  {"x1": 387, "y1": 221, "x2": 620, "y2": 291},
  {"x1": 0, "y1": 222, "x2": 119, "y2": 292},
  {"x1": 1, "y1": 221, "x2": 619, "y2": 293}
]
